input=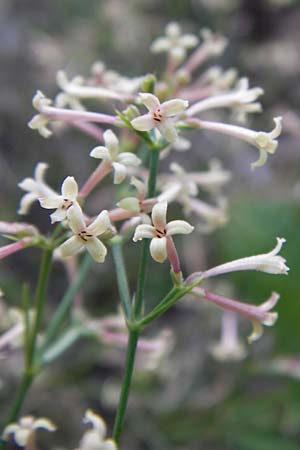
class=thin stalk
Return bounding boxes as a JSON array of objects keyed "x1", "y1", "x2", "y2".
[
  {"x1": 25, "y1": 249, "x2": 53, "y2": 369},
  {"x1": 134, "y1": 148, "x2": 160, "y2": 317},
  {"x1": 41, "y1": 253, "x2": 93, "y2": 352},
  {"x1": 111, "y1": 241, "x2": 131, "y2": 318},
  {"x1": 112, "y1": 330, "x2": 139, "y2": 442},
  {"x1": 1, "y1": 249, "x2": 53, "y2": 440}
]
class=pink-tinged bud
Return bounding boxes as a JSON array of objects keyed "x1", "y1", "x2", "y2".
[
  {"x1": 0, "y1": 238, "x2": 33, "y2": 260},
  {"x1": 0, "y1": 221, "x2": 38, "y2": 237}
]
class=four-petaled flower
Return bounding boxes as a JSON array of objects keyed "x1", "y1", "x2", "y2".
[
  {"x1": 131, "y1": 93, "x2": 188, "y2": 142},
  {"x1": 90, "y1": 129, "x2": 141, "y2": 184},
  {"x1": 39, "y1": 176, "x2": 79, "y2": 223},
  {"x1": 150, "y1": 22, "x2": 198, "y2": 64},
  {"x1": 133, "y1": 201, "x2": 194, "y2": 263},
  {"x1": 18, "y1": 162, "x2": 57, "y2": 215},
  {"x1": 2, "y1": 416, "x2": 56, "y2": 447},
  {"x1": 59, "y1": 203, "x2": 112, "y2": 263}
]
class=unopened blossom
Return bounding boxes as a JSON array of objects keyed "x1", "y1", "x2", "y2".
[
  {"x1": 0, "y1": 221, "x2": 38, "y2": 237},
  {"x1": 90, "y1": 129, "x2": 141, "y2": 184},
  {"x1": 2, "y1": 416, "x2": 56, "y2": 447},
  {"x1": 58, "y1": 204, "x2": 112, "y2": 263},
  {"x1": 79, "y1": 409, "x2": 117, "y2": 450},
  {"x1": 133, "y1": 201, "x2": 194, "y2": 264},
  {"x1": 188, "y1": 116, "x2": 282, "y2": 168},
  {"x1": 186, "y1": 77, "x2": 263, "y2": 122},
  {"x1": 210, "y1": 311, "x2": 247, "y2": 361},
  {"x1": 150, "y1": 22, "x2": 198, "y2": 65},
  {"x1": 39, "y1": 176, "x2": 79, "y2": 223},
  {"x1": 28, "y1": 91, "x2": 53, "y2": 138},
  {"x1": 131, "y1": 93, "x2": 188, "y2": 142},
  {"x1": 200, "y1": 237, "x2": 289, "y2": 279},
  {"x1": 117, "y1": 176, "x2": 154, "y2": 219},
  {"x1": 18, "y1": 162, "x2": 57, "y2": 215}
]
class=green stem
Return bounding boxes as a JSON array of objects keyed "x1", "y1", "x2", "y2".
[
  {"x1": 25, "y1": 249, "x2": 53, "y2": 370},
  {"x1": 112, "y1": 330, "x2": 139, "y2": 442},
  {"x1": 111, "y1": 241, "x2": 131, "y2": 318},
  {"x1": 1, "y1": 249, "x2": 53, "y2": 441},
  {"x1": 40, "y1": 253, "x2": 93, "y2": 352},
  {"x1": 134, "y1": 148, "x2": 160, "y2": 317}
]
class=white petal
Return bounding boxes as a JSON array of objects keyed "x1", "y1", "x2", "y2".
[
  {"x1": 139, "y1": 93, "x2": 160, "y2": 111},
  {"x1": 59, "y1": 236, "x2": 84, "y2": 258},
  {"x1": 133, "y1": 224, "x2": 155, "y2": 241},
  {"x1": 90, "y1": 146, "x2": 111, "y2": 160},
  {"x1": 2, "y1": 424, "x2": 18, "y2": 440},
  {"x1": 157, "y1": 120, "x2": 178, "y2": 142},
  {"x1": 170, "y1": 46, "x2": 186, "y2": 63},
  {"x1": 39, "y1": 196, "x2": 61, "y2": 209},
  {"x1": 251, "y1": 149, "x2": 268, "y2": 170},
  {"x1": 103, "y1": 129, "x2": 119, "y2": 156},
  {"x1": 152, "y1": 201, "x2": 167, "y2": 231},
  {"x1": 67, "y1": 203, "x2": 86, "y2": 234},
  {"x1": 150, "y1": 37, "x2": 170, "y2": 53},
  {"x1": 34, "y1": 162, "x2": 48, "y2": 182},
  {"x1": 33, "y1": 418, "x2": 56, "y2": 431},
  {"x1": 18, "y1": 178, "x2": 38, "y2": 193},
  {"x1": 100, "y1": 439, "x2": 118, "y2": 450},
  {"x1": 88, "y1": 210, "x2": 111, "y2": 236},
  {"x1": 179, "y1": 34, "x2": 199, "y2": 48},
  {"x1": 166, "y1": 220, "x2": 194, "y2": 236},
  {"x1": 150, "y1": 237, "x2": 167, "y2": 263},
  {"x1": 61, "y1": 176, "x2": 78, "y2": 200},
  {"x1": 86, "y1": 238, "x2": 107, "y2": 263},
  {"x1": 117, "y1": 152, "x2": 141, "y2": 167},
  {"x1": 131, "y1": 113, "x2": 154, "y2": 131},
  {"x1": 117, "y1": 197, "x2": 140, "y2": 213},
  {"x1": 18, "y1": 193, "x2": 37, "y2": 215},
  {"x1": 161, "y1": 99, "x2": 189, "y2": 117},
  {"x1": 14, "y1": 429, "x2": 31, "y2": 447},
  {"x1": 112, "y1": 162, "x2": 127, "y2": 184},
  {"x1": 130, "y1": 176, "x2": 147, "y2": 199},
  {"x1": 166, "y1": 22, "x2": 181, "y2": 38},
  {"x1": 50, "y1": 208, "x2": 67, "y2": 224}
]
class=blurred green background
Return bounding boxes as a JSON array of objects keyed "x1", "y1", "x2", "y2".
[{"x1": 1, "y1": 0, "x2": 300, "y2": 449}]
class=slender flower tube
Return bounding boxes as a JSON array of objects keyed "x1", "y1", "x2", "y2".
[
  {"x1": 0, "y1": 238, "x2": 33, "y2": 260},
  {"x1": 187, "y1": 116, "x2": 282, "y2": 168},
  {"x1": 210, "y1": 311, "x2": 246, "y2": 361},
  {"x1": 39, "y1": 176, "x2": 79, "y2": 223},
  {"x1": 57, "y1": 70, "x2": 134, "y2": 102},
  {"x1": 28, "y1": 91, "x2": 121, "y2": 138},
  {"x1": 193, "y1": 288, "x2": 280, "y2": 343},
  {"x1": 186, "y1": 78, "x2": 263, "y2": 121},
  {"x1": 181, "y1": 29, "x2": 227, "y2": 75},
  {"x1": 58, "y1": 204, "x2": 112, "y2": 263},
  {"x1": 187, "y1": 237, "x2": 288, "y2": 284},
  {"x1": 131, "y1": 93, "x2": 188, "y2": 142},
  {"x1": 133, "y1": 201, "x2": 194, "y2": 266}
]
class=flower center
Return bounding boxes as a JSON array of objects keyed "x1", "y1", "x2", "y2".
[
  {"x1": 155, "y1": 228, "x2": 166, "y2": 238},
  {"x1": 61, "y1": 198, "x2": 73, "y2": 210},
  {"x1": 152, "y1": 108, "x2": 163, "y2": 123},
  {"x1": 78, "y1": 229, "x2": 93, "y2": 242}
]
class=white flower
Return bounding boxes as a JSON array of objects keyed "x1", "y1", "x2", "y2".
[
  {"x1": 79, "y1": 409, "x2": 117, "y2": 450},
  {"x1": 18, "y1": 162, "x2": 57, "y2": 215},
  {"x1": 193, "y1": 116, "x2": 282, "y2": 168},
  {"x1": 90, "y1": 130, "x2": 141, "y2": 184},
  {"x1": 150, "y1": 22, "x2": 198, "y2": 64},
  {"x1": 133, "y1": 201, "x2": 194, "y2": 263},
  {"x1": 2, "y1": 416, "x2": 56, "y2": 447},
  {"x1": 131, "y1": 93, "x2": 188, "y2": 142},
  {"x1": 28, "y1": 91, "x2": 53, "y2": 138},
  {"x1": 202, "y1": 237, "x2": 289, "y2": 279},
  {"x1": 39, "y1": 176, "x2": 79, "y2": 223},
  {"x1": 58, "y1": 204, "x2": 112, "y2": 263},
  {"x1": 210, "y1": 311, "x2": 247, "y2": 361},
  {"x1": 186, "y1": 77, "x2": 264, "y2": 121}
]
